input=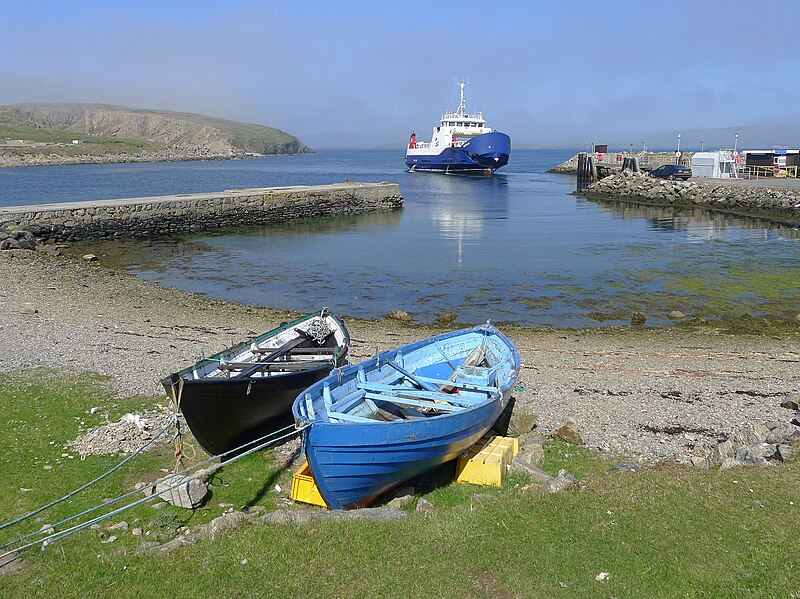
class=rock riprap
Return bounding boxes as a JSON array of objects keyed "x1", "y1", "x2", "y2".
[{"x1": 582, "y1": 172, "x2": 800, "y2": 224}]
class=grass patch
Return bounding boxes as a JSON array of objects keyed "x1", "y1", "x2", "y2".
[{"x1": 1, "y1": 372, "x2": 799, "y2": 597}]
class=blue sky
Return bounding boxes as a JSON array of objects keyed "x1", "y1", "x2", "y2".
[{"x1": 1, "y1": 1, "x2": 798, "y2": 148}]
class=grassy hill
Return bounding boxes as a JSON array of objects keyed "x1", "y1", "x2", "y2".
[{"x1": 0, "y1": 103, "x2": 311, "y2": 165}]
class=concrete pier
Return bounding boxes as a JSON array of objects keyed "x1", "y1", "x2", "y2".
[{"x1": 0, "y1": 182, "x2": 403, "y2": 244}]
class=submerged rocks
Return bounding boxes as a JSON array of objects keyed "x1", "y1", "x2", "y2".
[
  {"x1": 630, "y1": 311, "x2": 647, "y2": 326},
  {"x1": 385, "y1": 310, "x2": 412, "y2": 322}
]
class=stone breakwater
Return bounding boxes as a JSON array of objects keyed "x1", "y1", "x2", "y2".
[
  {"x1": 581, "y1": 172, "x2": 800, "y2": 225},
  {"x1": 0, "y1": 182, "x2": 402, "y2": 247}
]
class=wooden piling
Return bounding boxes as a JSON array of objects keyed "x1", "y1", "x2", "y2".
[{"x1": 577, "y1": 152, "x2": 587, "y2": 191}]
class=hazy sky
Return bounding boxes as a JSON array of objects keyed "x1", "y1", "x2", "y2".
[{"x1": 1, "y1": 1, "x2": 797, "y2": 148}]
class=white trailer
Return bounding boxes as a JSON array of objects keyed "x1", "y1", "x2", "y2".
[{"x1": 691, "y1": 151, "x2": 736, "y2": 178}]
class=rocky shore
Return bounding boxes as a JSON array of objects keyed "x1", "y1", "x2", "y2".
[
  {"x1": 1, "y1": 249, "x2": 798, "y2": 465},
  {"x1": 582, "y1": 171, "x2": 800, "y2": 225}
]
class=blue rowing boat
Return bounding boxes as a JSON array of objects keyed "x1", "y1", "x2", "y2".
[{"x1": 292, "y1": 323, "x2": 520, "y2": 510}]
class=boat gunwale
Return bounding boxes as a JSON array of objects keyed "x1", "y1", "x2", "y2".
[
  {"x1": 165, "y1": 312, "x2": 350, "y2": 381},
  {"x1": 293, "y1": 324, "x2": 520, "y2": 426}
]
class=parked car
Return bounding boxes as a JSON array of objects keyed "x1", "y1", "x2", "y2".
[{"x1": 648, "y1": 164, "x2": 692, "y2": 180}]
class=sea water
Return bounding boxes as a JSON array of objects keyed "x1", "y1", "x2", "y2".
[{"x1": 1, "y1": 149, "x2": 797, "y2": 326}]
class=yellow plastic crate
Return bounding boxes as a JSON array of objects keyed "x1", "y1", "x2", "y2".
[
  {"x1": 291, "y1": 461, "x2": 328, "y2": 508},
  {"x1": 455, "y1": 435, "x2": 519, "y2": 487}
]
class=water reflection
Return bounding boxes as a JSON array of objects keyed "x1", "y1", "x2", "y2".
[
  {"x1": 57, "y1": 150, "x2": 800, "y2": 327},
  {"x1": 588, "y1": 197, "x2": 800, "y2": 241}
]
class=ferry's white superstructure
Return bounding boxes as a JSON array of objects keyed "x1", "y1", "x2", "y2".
[{"x1": 405, "y1": 81, "x2": 510, "y2": 173}]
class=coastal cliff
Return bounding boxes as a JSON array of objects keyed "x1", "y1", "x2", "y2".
[{"x1": 0, "y1": 103, "x2": 312, "y2": 167}]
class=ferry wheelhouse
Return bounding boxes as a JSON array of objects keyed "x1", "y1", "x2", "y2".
[{"x1": 405, "y1": 81, "x2": 510, "y2": 174}]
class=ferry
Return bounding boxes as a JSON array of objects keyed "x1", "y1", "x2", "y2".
[{"x1": 405, "y1": 81, "x2": 510, "y2": 174}]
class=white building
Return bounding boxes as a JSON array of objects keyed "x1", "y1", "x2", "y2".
[{"x1": 691, "y1": 150, "x2": 736, "y2": 178}]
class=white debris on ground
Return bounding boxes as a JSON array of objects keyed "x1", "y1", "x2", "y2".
[{"x1": 68, "y1": 409, "x2": 174, "y2": 457}]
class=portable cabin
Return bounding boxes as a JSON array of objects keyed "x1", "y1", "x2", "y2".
[{"x1": 691, "y1": 150, "x2": 735, "y2": 178}]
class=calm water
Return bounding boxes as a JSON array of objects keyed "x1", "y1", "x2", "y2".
[{"x1": 2, "y1": 150, "x2": 798, "y2": 326}]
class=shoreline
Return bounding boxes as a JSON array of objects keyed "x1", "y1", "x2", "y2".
[
  {"x1": 2, "y1": 249, "x2": 798, "y2": 465},
  {"x1": 0, "y1": 150, "x2": 313, "y2": 169}
]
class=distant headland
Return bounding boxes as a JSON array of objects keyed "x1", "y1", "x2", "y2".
[{"x1": 0, "y1": 103, "x2": 312, "y2": 168}]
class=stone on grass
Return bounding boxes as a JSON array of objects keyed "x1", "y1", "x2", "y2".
[
  {"x1": 108, "y1": 521, "x2": 128, "y2": 531},
  {"x1": 82, "y1": 253, "x2": 98, "y2": 262},
  {"x1": 776, "y1": 444, "x2": 794, "y2": 462},
  {"x1": 415, "y1": 498, "x2": 434, "y2": 512},
  {"x1": 516, "y1": 430, "x2": 545, "y2": 451},
  {"x1": 734, "y1": 443, "x2": 775, "y2": 465},
  {"x1": 154, "y1": 475, "x2": 208, "y2": 509},
  {"x1": 260, "y1": 508, "x2": 407, "y2": 526},
  {"x1": 511, "y1": 457, "x2": 552, "y2": 484},
  {"x1": 131, "y1": 527, "x2": 143, "y2": 537},
  {"x1": 705, "y1": 440, "x2": 736, "y2": 469},
  {"x1": 719, "y1": 457, "x2": 743, "y2": 470},
  {"x1": 667, "y1": 310, "x2": 686, "y2": 320},
  {"x1": 515, "y1": 443, "x2": 544, "y2": 467},
  {"x1": 203, "y1": 511, "x2": 254, "y2": 541},
  {"x1": 385, "y1": 486, "x2": 415, "y2": 508},
  {"x1": 552, "y1": 418, "x2": 584, "y2": 445},
  {"x1": 537, "y1": 469, "x2": 576, "y2": 494},
  {"x1": 606, "y1": 461, "x2": 643, "y2": 474}
]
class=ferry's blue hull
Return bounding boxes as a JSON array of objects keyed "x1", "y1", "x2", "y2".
[
  {"x1": 293, "y1": 325, "x2": 521, "y2": 510},
  {"x1": 406, "y1": 131, "x2": 511, "y2": 173}
]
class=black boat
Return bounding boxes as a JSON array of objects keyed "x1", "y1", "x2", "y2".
[{"x1": 162, "y1": 309, "x2": 349, "y2": 455}]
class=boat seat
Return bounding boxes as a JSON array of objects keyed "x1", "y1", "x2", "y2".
[
  {"x1": 414, "y1": 372, "x2": 498, "y2": 393},
  {"x1": 357, "y1": 381, "x2": 485, "y2": 406},
  {"x1": 363, "y1": 392, "x2": 465, "y2": 412},
  {"x1": 287, "y1": 347, "x2": 338, "y2": 355},
  {"x1": 234, "y1": 337, "x2": 308, "y2": 378},
  {"x1": 330, "y1": 390, "x2": 367, "y2": 414}
]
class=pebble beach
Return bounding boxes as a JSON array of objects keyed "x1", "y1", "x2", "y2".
[{"x1": 2, "y1": 249, "x2": 798, "y2": 464}]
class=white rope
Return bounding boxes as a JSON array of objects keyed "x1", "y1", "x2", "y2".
[{"x1": 0, "y1": 425, "x2": 304, "y2": 561}]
